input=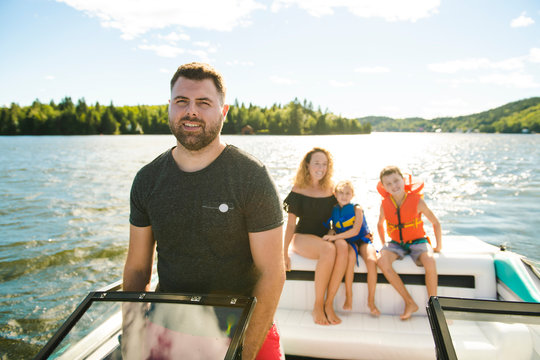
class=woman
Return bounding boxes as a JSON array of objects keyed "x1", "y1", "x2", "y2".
[{"x1": 283, "y1": 147, "x2": 348, "y2": 325}]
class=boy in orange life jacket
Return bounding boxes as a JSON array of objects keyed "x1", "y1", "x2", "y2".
[{"x1": 376, "y1": 166, "x2": 442, "y2": 320}]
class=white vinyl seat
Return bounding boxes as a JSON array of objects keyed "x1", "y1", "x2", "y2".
[{"x1": 275, "y1": 236, "x2": 523, "y2": 360}]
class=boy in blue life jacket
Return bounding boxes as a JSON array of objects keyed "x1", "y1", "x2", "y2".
[{"x1": 323, "y1": 180, "x2": 380, "y2": 316}]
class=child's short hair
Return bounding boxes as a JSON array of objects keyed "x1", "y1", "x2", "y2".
[
  {"x1": 334, "y1": 180, "x2": 354, "y2": 194},
  {"x1": 379, "y1": 166, "x2": 403, "y2": 182}
]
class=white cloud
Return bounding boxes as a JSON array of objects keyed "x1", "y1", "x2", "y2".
[
  {"x1": 428, "y1": 57, "x2": 525, "y2": 73},
  {"x1": 269, "y1": 75, "x2": 295, "y2": 85},
  {"x1": 44, "y1": 75, "x2": 55, "y2": 80},
  {"x1": 226, "y1": 60, "x2": 255, "y2": 66},
  {"x1": 138, "y1": 44, "x2": 185, "y2": 58},
  {"x1": 440, "y1": 73, "x2": 539, "y2": 89},
  {"x1": 329, "y1": 80, "x2": 354, "y2": 87},
  {"x1": 354, "y1": 66, "x2": 390, "y2": 73},
  {"x1": 529, "y1": 48, "x2": 540, "y2": 63},
  {"x1": 511, "y1": 12, "x2": 535, "y2": 28},
  {"x1": 56, "y1": 0, "x2": 266, "y2": 40},
  {"x1": 160, "y1": 68, "x2": 172, "y2": 73},
  {"x1": 429, "y1": 49, "x2": 540, "y2": 89},
  {"x1": 429, "y1": 58, "x2": 491, "y2": 73},
  {"x1": 188, "y1": 49, "x2": 213, "y2": 63},
  {"x1": 271, "y1": 0, "x2": 440, "y2": 22},
  {"x1": 478, "y1": 72, "x2": 539, "y2": 88},
  {"x1": 158, "y1": 32, "x2": 190, "y2": 44},
  {"x1": 194, "y1": 41, "x2": 211, "y2": 48}
]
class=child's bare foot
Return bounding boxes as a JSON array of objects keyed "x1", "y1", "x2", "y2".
[
  {"x1": 312, "y1": 306, "x2": 329, "y2": 325},
  {"x1": 343, "y1": 297, "x2": 352, "y2": 310},
  {"x1": 368, "y1": 303, "x2": 381, "y2": 317},
  {"x1": 324, "y1": 304, "x2": 342, "y2": 325},
  {"x1": 400, "y1": 301, "x2": 419, "y2": 320}
]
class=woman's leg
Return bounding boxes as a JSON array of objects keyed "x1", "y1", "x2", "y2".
[
  {"x1": 291, "y1": 233, "x2": 336, "y2": 325},
  {"x1": 360, "y1": 243, "x2": 380, "y2": 316},
  {"x1": 324, "y1": 239, "x2": 348, "y2": 324},
  {"x1": 343, "y1": 246, "x2": 356, "y2": 310}
]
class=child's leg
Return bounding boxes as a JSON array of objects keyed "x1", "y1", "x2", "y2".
[
  {"x1": 378, "y1": 247, "x2": 418, "y2": 320},
  {"x1": 418, "y1": 251, "x2": 437, "y2": 297},
  {"x1": 343, "y1": 246, "x2": 356, "y2": 310},
  {"x1": 360, "y1": 243, "x2": 380, "y2": 316}
]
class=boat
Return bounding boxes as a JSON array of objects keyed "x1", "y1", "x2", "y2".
[{"x1": 34, "y1": 235, "x2": 540, "y2": 359}]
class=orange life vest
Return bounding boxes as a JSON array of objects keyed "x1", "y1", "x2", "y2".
[{"x1": 377, "y1": 175, "x2": 426, "y2": 243}]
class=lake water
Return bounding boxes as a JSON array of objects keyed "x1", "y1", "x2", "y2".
[{"x1": 1, "y1": 133, "x2": 539, "y2": 358}]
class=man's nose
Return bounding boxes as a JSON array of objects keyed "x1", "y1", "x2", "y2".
[{"x1": 186, "y1": 102, "x2": 198, "y2": 117}]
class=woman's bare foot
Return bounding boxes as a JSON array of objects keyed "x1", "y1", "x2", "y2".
[
  {"x1": 324, "y1": 303, "x2": 342, "y2": 325},
  {"x1": 368, "y1": 303, "x2": 381, "y2": 317},
  {"x1": 312, "y1": 306, "x2": 329, "y2": 325},
  {"x1": 343, "y1": 297, "x2": 352, "y2": 310},
  {"x1": 400, "y1": 301, "x2": 419, "y2": 320}
]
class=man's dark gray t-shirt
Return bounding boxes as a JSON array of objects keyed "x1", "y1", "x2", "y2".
[{"x1": 130, "y1": 144, "x2": 283, "y2": 296}]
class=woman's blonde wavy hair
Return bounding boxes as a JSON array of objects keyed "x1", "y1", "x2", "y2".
[{"x1": 293, "y1": 147, "x2": 334, "y2": 190}]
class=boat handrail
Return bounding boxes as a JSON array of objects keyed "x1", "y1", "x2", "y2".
[
  {"x1": 96, "y1": 280, "x2": 123, "y2": 292},
  {"x1": 522, "y1": 258, "x2": 540, "y2": 280}
]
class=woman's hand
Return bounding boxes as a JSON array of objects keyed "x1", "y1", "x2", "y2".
[{"x1": 322, "y1": 234, "x2": 337, "y2": 242}]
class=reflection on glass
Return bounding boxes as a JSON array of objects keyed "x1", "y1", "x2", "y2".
[
  {"x1": 444, "y1": 311, "x2": 540, "y2": 360},
  {"x1": 122, "y1": 302, "x2": 242, "y2": 360},
  {"x1": 45, "y1": 300, "x2": 244, "y2": 360}
]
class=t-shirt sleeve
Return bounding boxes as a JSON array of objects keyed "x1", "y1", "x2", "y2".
[
  {"x1": 283, "y1": 191, "x2": 300, "y2": 215},
  {"x1": 244, "y1": 165, "x2": 284, "y2": 233},
  {"x1": 129, "y1": 171, "x2": 151, "y2": 227}
]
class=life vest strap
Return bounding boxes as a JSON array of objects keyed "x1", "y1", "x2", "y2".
[{"x1": 387, "y1": 217, "x2": 423, "y2": 231}]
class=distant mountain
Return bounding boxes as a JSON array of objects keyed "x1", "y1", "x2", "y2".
[{"x1": 357, "y1": 97, "x2": 540, "y2": 133}]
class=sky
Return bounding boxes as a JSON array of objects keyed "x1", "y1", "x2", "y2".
[{"x1": 0, "y1": 0, "x2": 539, "y2": 119}]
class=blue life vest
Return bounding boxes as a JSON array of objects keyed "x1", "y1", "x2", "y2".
[{"x1": 325, "y1": 203, "x2": 372, "y2": 265}]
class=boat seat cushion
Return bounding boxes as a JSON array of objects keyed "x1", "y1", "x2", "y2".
[
  {"x1": 276, "y1": 236, "x2": 502, "y2": 359},
  {"x1": 280, "y1": 236, "x2": 497, "y2": 316}
]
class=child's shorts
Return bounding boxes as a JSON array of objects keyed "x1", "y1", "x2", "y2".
[{"x1": 381, "y1": 238, "x2": 432, "y2": 266}]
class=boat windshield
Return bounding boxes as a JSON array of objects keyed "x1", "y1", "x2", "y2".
[
  {"x1": 427, "y1": 296, "x2": 540, "y2": 360},
  {"x1": 34, "y1": 292, "x2": 255, "y2": 360}
]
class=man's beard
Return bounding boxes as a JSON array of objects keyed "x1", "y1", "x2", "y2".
[{"x1": 169, "y1": 115, "x2": 223, "y2": 151}]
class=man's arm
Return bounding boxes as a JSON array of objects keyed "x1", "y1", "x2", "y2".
[
  {"x1": 123, "y1": 224, "x2": 156, "y2": 291},
  {"x1": 243, "y1": 225, "x2": 285, "y2": 360}
]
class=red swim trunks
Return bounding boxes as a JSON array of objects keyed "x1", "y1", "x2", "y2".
[{"x1": 255, "y1": 323, "x2": 283, "y2": 360}]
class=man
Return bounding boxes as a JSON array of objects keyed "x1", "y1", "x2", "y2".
[{"x1": 123, "y1": 62, "x2": 286, "y2": 359}]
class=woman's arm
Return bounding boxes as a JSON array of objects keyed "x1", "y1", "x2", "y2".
[
  {"x1": 283, "y1": 212, "x2": 297, "y2": 271},
  {"x1": 323, "y1": 206, "x2": 363, "y2": 241}
]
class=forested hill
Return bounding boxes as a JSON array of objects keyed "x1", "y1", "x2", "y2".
[
  {"x1": 2, "y1": 96, "x2": 538, "y2": 135},
  {"x1": 357, "y1": 97, "x2": 540, "y2": 133},
  {"x1": 0, "y1": 98, "x2": 370, "y2": 135}
]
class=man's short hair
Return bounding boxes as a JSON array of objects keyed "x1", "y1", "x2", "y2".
[{"x1": 170, "y1": 62, "x2": 226, "y2": 104}]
